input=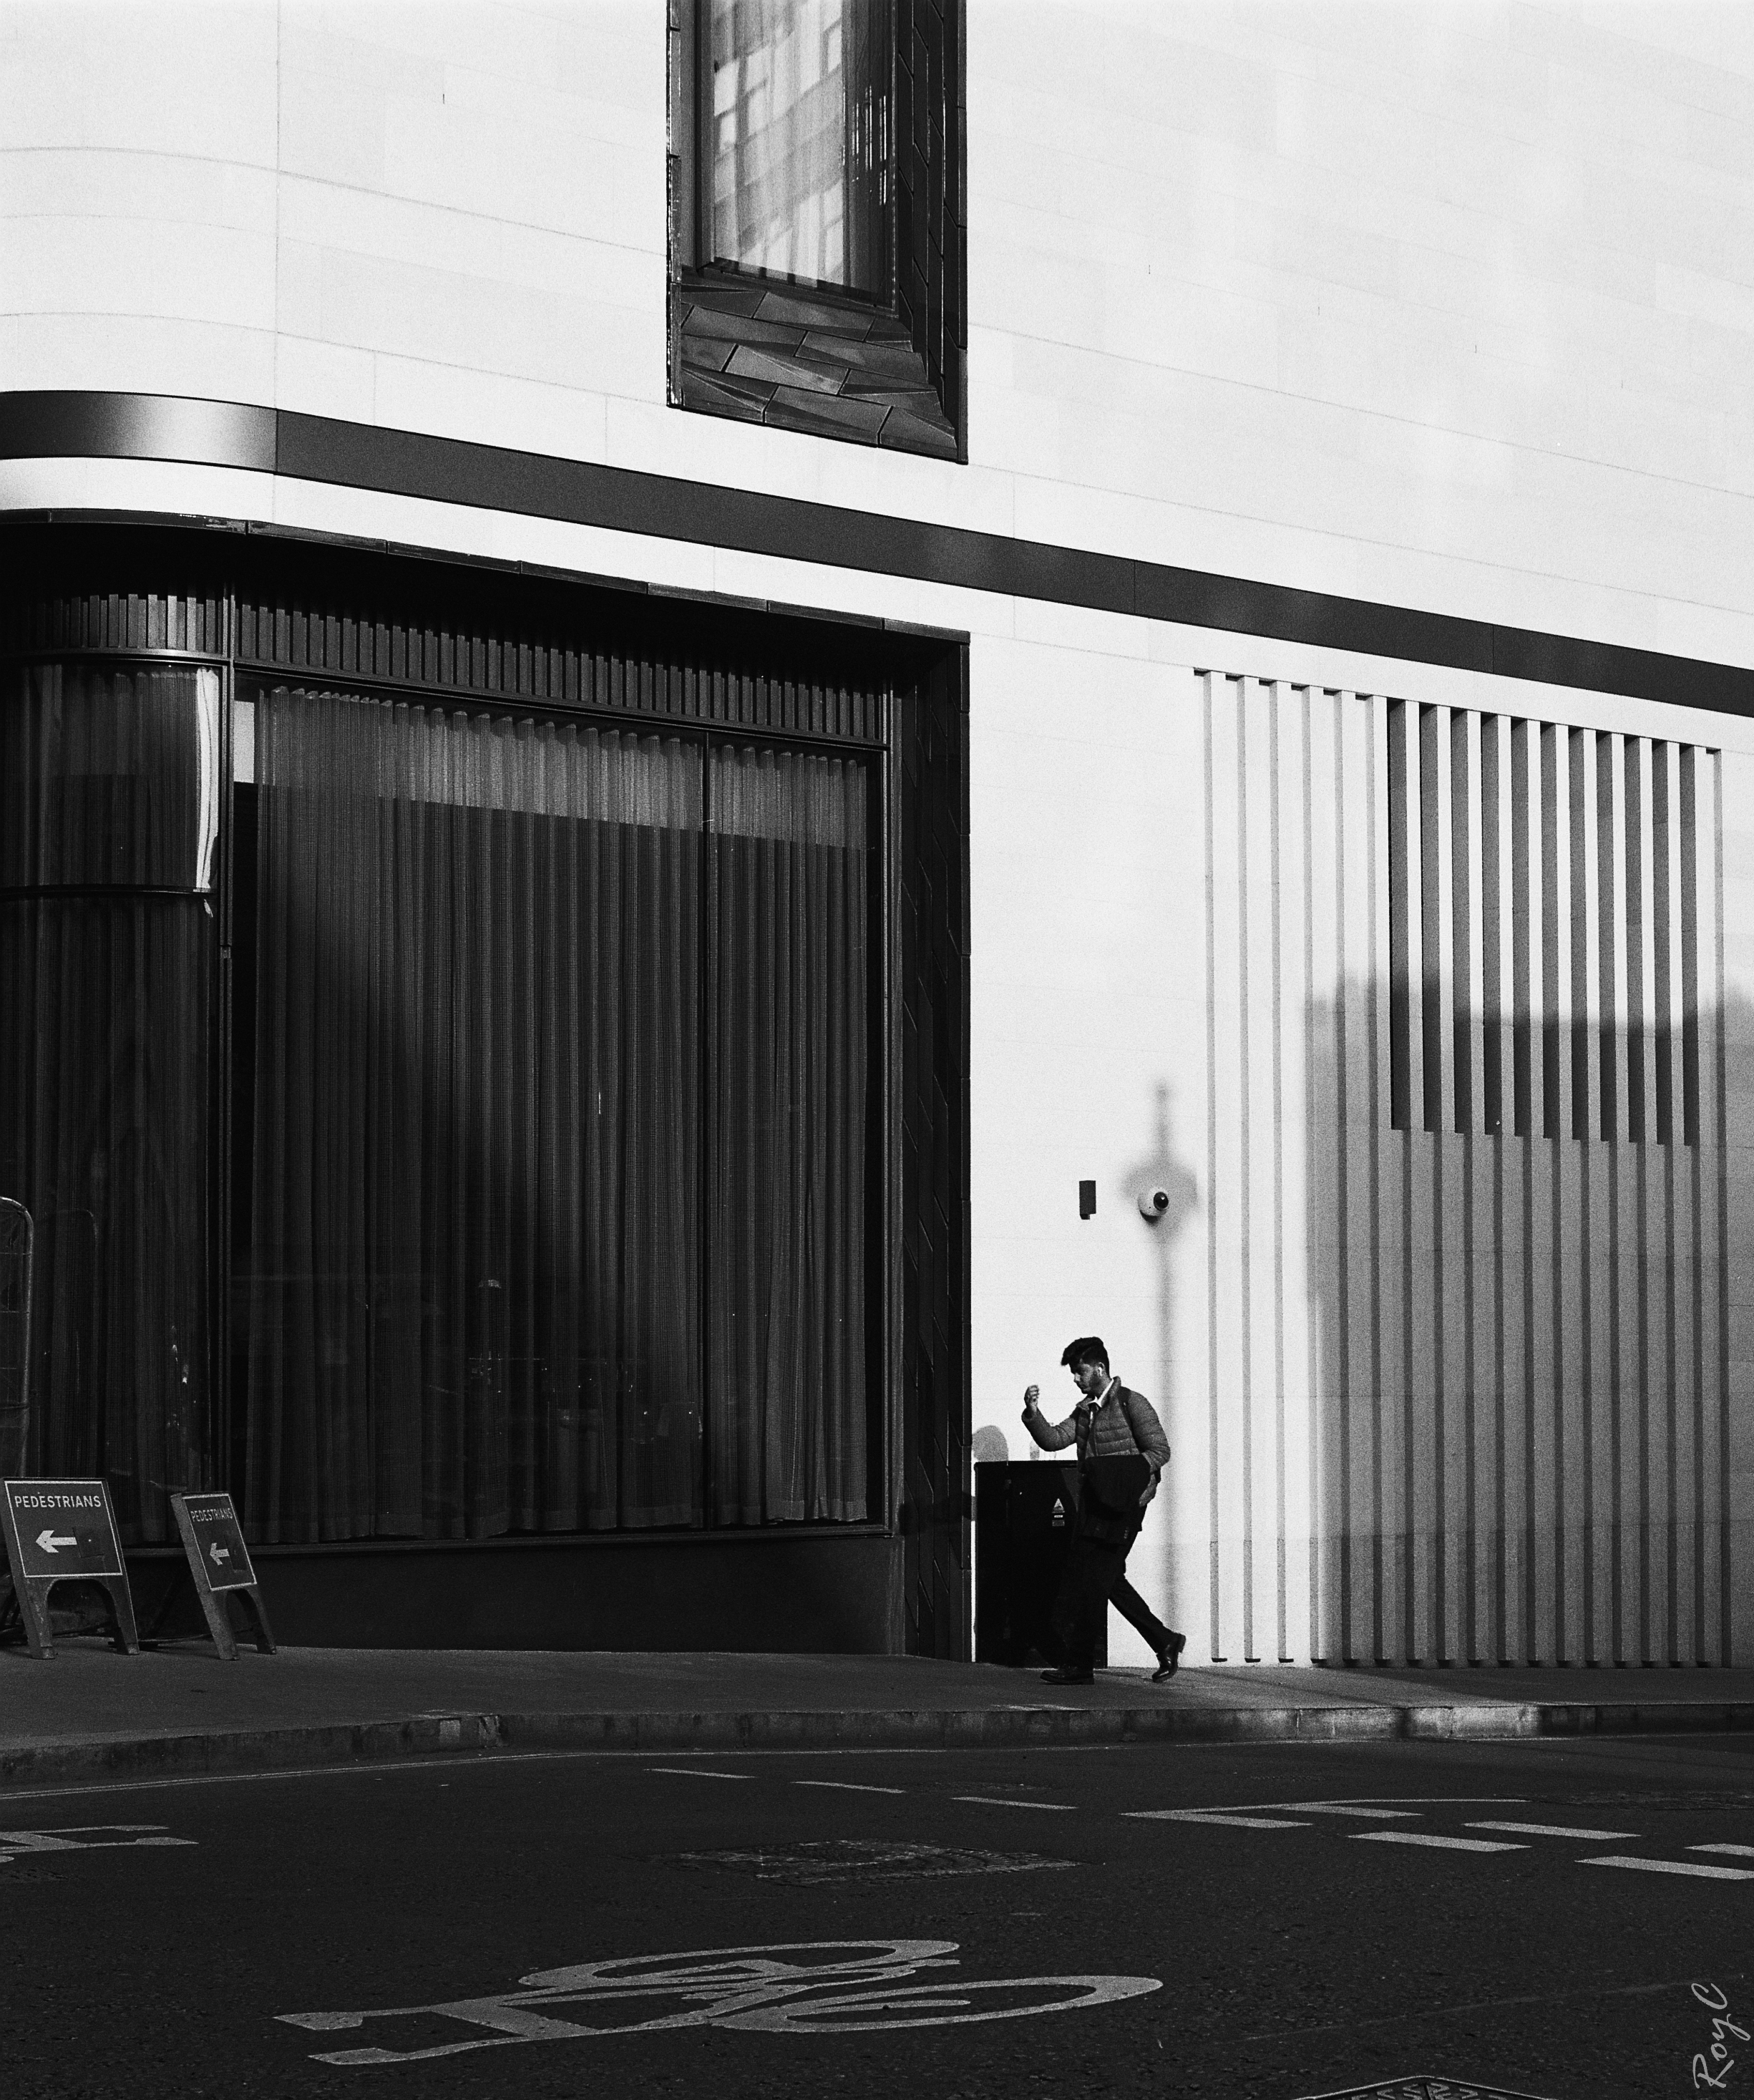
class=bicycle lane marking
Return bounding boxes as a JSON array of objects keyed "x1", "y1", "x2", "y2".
[{"x1": 276, "y1": 1940, "x2": 1163, "y2": 2064}]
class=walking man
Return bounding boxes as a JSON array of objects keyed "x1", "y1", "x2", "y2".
[{"x1": 1021, "y1": 1336, "x2": 1187, "y2": 1685}]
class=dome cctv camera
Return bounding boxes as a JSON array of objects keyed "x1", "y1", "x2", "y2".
[{"x1": 1139, "y1": 1186, "x2": 1171, "y2": 1219}]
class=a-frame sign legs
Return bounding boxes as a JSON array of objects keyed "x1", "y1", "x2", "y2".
[
  {"x1": 176, "y1": 1570, "x2": 276, "y2": 1662},
  {"x1": 170, "y1": 1494, "x2": 276, "y2": 1659},
  {"x1": 5, "y1": 1572, "x2": 142, "y2": 1661}
]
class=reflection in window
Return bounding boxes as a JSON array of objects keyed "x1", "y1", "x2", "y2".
[{"x1": 705, "y1": 0, "x2": 882, "y2": 292}]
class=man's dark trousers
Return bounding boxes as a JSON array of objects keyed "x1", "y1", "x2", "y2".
[{"x1": 1053, "y1": 1525, "x2": 1171, "y2": 1672}]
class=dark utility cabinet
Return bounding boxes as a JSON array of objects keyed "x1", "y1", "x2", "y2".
[{"x1": 973, "y1": 1460, "x2": 1105, "y2": 1668}]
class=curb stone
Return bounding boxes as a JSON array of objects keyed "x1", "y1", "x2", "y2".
[{"x1": 4, "y1": 1696, "x2": 1754, "y2": 1792}]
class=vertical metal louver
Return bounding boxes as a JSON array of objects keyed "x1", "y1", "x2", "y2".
[
  {"x1": 1199, "y1": 670, "x2": 1729, "y2": 1671},
  {"x1": 1387, "y1": 702, "x2": 1715, "y2": 1147}
]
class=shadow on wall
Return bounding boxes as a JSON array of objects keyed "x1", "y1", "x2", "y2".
[
  {"x1": 1124, "y1": 1082, "x2": 1200, "y2": 1424},
  {"x1": 969, "y1": 1082, "x2": 1197, "y2": 1476},
  {"x1": 1304, "y1": 981, "x2": 1745, "y2": 1668}
]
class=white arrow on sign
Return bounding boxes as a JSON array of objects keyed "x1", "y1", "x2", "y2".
[
  {"x1": 35, "y1": 1530, "x2": 77, "y2": 1553},
  {"x1": 208, "y1": 1542, "x2": 230, "y2": 1566}
]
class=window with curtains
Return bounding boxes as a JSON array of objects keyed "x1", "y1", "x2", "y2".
[
  {"x1": 703, "y1": 0, "x2": 887, "y2": 293},
  {"x1": 232, "y1": 686, "x2": 876, "y2": 1544},
  {"x1": 1386, "y1": 700, "x2": 1717, "y2": 1145},
  {"x1": 0, "y1": 661, "x2": 220, "y2": 1539}
]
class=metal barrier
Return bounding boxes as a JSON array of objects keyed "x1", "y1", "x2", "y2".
[{"x1": 0, "y1": 1199, "x2": 32, "y2": 1477}]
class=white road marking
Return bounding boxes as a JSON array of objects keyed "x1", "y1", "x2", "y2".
[
  {"x1": 1351, "y1": 1832, "x2": 1526, "y2": 1853},
  {"x1": 648, "y1": 1768, "x2": 749, "y2": 1781},
  {"x1": 1171, "y1": 1792, "x2": 1519, "y2": 1819},
  {"x1": 1285, "y1": 1804, "x2": 1421, "y2": 1819},
  {"x1": 1583, "y1": 1855, "x2": 1754, "y2": 1881},
  {"x1": 952, "y1": 1797, "x2": 1077, "y2": 1812},
  {"x1": 0, "y1": 1766, "x2": 1534, "y2": 1810},
  {"x1": 1692, "y1": 1844, "x2": 1754, "y2": 1858},
  {"x1": 279, "y1": 1939, "x2": 1162, "y2": 2059},
  {"x1": 1466, "y1": 1820, "x2": 1637, "y2": 1840},
  {"x1": 0, "y1": 1823, "x2": 197, "y2": 1863},
  {"x1": 795, "y1": 1781, "x2": 906, "y2": 1796},
  {"x1": 0, "y1": 1746, "x2": 973, "y2": 1808},
  {"x1": 1262, "y1": 1796, "x2": 1521, "y2": 1809},
  {"x1": 1126, "y1": 1811, "x2": 1310, "y2": 1829}
]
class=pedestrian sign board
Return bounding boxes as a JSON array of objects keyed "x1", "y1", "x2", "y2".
[
  {"x1": 0, "y1": 1477, "x2": 140, "y2": 1658},
  {"x1": 177, "y1": 1493, "x2": 256, "y2": 1591},
  {"x1": 4, "y1": 1479, "x2": 126, "y2": 1578},
  {"x1": 168, "y1": 1492, "x2": 276, "y2": 1660}
]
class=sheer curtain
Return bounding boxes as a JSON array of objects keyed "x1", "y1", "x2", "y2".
[
  {"x1": 708, "y1": 743, "x2": 869, "y2": 1523},
  {"x1": 242, "y1": 690, "x2": 703, "y2": 1542},
  {"x1": 0, "y1": 663, "x2": 219, "y2": 1540},
  {"x1": 0, "y1": 661, "x2": 220, "y2": 894},
  {"x1": 706, "y1": 0, "x2": 879, "y2": 291}
]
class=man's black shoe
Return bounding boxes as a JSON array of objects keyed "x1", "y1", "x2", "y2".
[
  {"x1": 1151, "y1": 1631, "x2": 1187, "y2": 1683},
  {"x1": 1040, "y1": 1666, "x2": 1095, "y2": 1683}
]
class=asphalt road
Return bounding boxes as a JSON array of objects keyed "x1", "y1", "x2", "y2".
[{"x1": 6, "y1": 1731, "x2": 1754, "y2": 2100}]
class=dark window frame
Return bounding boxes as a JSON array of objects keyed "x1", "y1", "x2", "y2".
[
  {"x1": 0, "y1": 520, "x2": 968, "y2": 1600},
  {"x1": 0, "y1": 525, "x2": 974, "y2": 1671}
]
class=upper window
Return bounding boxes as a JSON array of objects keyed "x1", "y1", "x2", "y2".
[
  {"x1": 669, "y1": 0, "x2": 964, "y2": 461},
  {"x1": 704, "y1": 0, "x2": 887, "y2": 295}
]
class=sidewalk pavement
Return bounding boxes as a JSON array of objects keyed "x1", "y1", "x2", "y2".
[{"x1": 4, "y1": 1643, "x2": 1754, "y2": 1794}]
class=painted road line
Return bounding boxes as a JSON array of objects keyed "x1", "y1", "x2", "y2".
[
  {"x1": 794, "y1": 1781, "x2": 907, "y2": 1795},
  {"x1": 1287, "y1": 1804, "x2": 1423, "y2": 1819},
  {"x1": 952, "y1": 1797, "x2": 1078, "y2": 1811},
  {"x1": 648, "y1": 1768, "x2": 750, "y2": 1781},
  {"x1": 1692, "y1": 1844, "x2": 1754, "y2": 1858},
  {"x1": 1466, "y1": 1820, "x2": 1637, "y2": 1840},
  {"x1": 1351, "y1": 1832, "x2": 1527, "y2": 1853},
  {"x1": 1126, "y1": 1811, "x2": 1311, "y2": 1829},
  {"x1": 0, "y1": 1824, "x2": 198, "y2": 1862},
  {"x1": 1582, "y1": 1854, "x2": 1754, "y2": 1881},
  {"x1": 1238, "y1": 1797, "x2": 1524, "y2": 1809}
]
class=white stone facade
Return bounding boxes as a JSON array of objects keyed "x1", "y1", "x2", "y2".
[{"x1": 5, "y1": 0, "x2": 1753, "y2": 1665}]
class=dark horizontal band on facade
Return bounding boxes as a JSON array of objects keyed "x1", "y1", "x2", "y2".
[{"x1": 2, "y1": 388, "x2": 1750, "y2": 719}]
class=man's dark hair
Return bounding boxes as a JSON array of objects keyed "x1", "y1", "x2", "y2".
[{"x1": 1061, "y1": 1336, "x2": 1109, "y2": 1372}]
